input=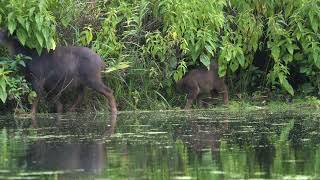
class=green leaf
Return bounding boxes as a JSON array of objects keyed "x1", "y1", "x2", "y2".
[
  {"x1": 300, "y1": 66, "x2": 311, "y2": 74},
  {"x1": 191, "y1": 49, "x2": 199, "y2": 62},
  {"x1": 191, "y1": 42, "x2": 202, "y2": 62},
  {"x1": 35, "y1": 44, "x2": 42, "y2": 55},
  {"x1": 0, "y1": 78, "x2": 5, "y2": 91},
  {"x1": 230, "y1": 61, "x2": 239, "y2": 72},
  {"x1": 18, "y1": 60, "x2": 26, "y2": 67},
  {"x1": 314, "y1": 51, "x2": 320, "y2": 69},
  {"x1": 205, "y1": 45, "x2": 214, "y2": 56},
  {"x1": 35, "y1": 14, "x2": 42, "y2": 30},
  {"x1": 17, "y1": 16, "x2": 25, "y2": 27},
  {"x1": 309, "y1": 12, "x2": 318, "y2": 32},
  {"x1": 0, "y1": 79, "x2": 7, "y2": 103},
  {"x1": 286, "y1": 43, "x2": 294, "y2": 55},
  {"x1": 35, "y1": 33, "x2": 44, "y2": 47},
  {"x1": 218, "y1": 64, "x2": 226, "y2": 77},
  {"x1": 28, "y1": 7, "x2": 36, "y2": 17},
  {"x1": 296, "y1": 32, "x2": 301, "y2": 41},
  {"x1": 61, "y1": 18, "x2": 69, "y2": 27},
  {"x1": 282, "y1": 78, "x2": 294, "y2": 96},
  {"x1": 294, "y1": 53, "x2": 303, "y2": 61},
  {"x1": 105, "y1": 62, "x2": 131, "y2": 73},
  {"x1": 271, "y1": 46, "x2": 280, "y2": 60},
  {"x1": 7, "y1": 13, "x2": 16, "y2": 34},
  {"x1": 238, "y1": 53, "x2": 245, "y2": 67},
  {"x1": 47, "y1": 38, "x2": 56, "y2": 50},
  {"x1": 200, "y1": 54, "x2": 210, "y2": 69},
  {"x1": 278, "y1": 73, "x2": 285, "y2": 84},
  {"x1": 225, "y1": 49, "x2": 232, "y2": 62},
  {"x1": 42, "y1": 28, "x2": 49, "y2": 44},
  {"x1": 283, "y1": 54, "x2": 293, "y2": 63},
  {"x1": 28, "y1": 91, "x2": 37, "y2": 104},
  {"x1": 0, "y1": 88, "x2": 7, "y2": 103},
  {"x1": 25, "y1": 21, "x2": 30, "y2": 34},
  {"x1": 16, "y1": 28, "x2": 27, "y2": 46}
]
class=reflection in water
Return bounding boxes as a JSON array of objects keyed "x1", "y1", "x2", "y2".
[
  {"x1": 26, "y1": 142, "x2": 105, "y2": 173},
  {"x1": 174, "y1": 113, "x2": 229, "y2": 164},
  {"x1": 0, "y1": 110, "x2": 319, "y2": 179},
  {"x1": 26, "y1": 114, "x2": 117, "y2": 175},
  {"x1": 254, "y1": 135, "x2": 275, "y2": 178}
]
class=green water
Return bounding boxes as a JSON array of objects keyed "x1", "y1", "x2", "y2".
[{"x1": 0, "y1": 109, "x2": 319, "y2": 179}]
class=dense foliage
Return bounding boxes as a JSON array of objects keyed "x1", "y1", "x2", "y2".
[{"x1": 0, "y1": 0, "x2": 319, "y2": 112}]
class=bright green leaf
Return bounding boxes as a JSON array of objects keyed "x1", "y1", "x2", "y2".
[
  {"x1": 0, "y1": 79, "x2": 7, "y2": 103},
  {"x1": 16, "y1": 28, "x2": 27, "y2": 46},
  {"x1": 205, "y1": 45, "x2": 214, "y2": 56},
  {"x1": 238, "y1": 53, "x2": 245, "y2": 67},
  {"x1": 230, "y1": 61, "x2": 239, "y2": 72},
  {"x1": 271, "y1": 46, "x2": 280, "y2": 60},
  {"x1": 218, "y1": 64, "x2": 226, "y2": 77},
  {"x1": 200, "y1": 54, "x2": 210, "y2": 69},
  {"x1": 7, "y1": 13, "x2": 16, "y2": 34},
  {"x1": 282, "y1": 78, "x2": 294, "y2": 95},
  {"x1": 35, "y1": 33, "x2": 44, "y2": 47},
  {"x1": 286, "y1": 43, "x2": 294, "y2": 55}
]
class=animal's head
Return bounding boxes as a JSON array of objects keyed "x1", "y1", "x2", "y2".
[{"x1": 0, "y1": 28, "x2": 9, "y2": 45}]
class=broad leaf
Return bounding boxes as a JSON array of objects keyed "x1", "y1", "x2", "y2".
[
  {"x1": 200, "y1": 54, "x2": 210, "y2": 69},
  {"x1": 286, "y1": 43, "x2": 294, "y2": 55},
  {"x1": 16, "y1": 28, "x2": 27, "y2": 46},
  {"x1": 0, "y1": 79, "x2": 7, "y2": 103},
  {"x1": 271, "y1": 46, "x2": 280, "y2": 60},
  {"x1": 282, "y1": 78, "x2": 294, "y2": 96}
]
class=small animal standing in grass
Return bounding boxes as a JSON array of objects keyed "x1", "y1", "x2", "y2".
[
  {"x1": 0, "y1": 28, "x2": 117, "y2": 116},
  {"x1": 176, "y1": 61, "x2": 229, "y2": 109}
]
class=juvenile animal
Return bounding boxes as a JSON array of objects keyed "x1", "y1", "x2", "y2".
[
  {"x1": 0, "y1": 28, "x2": 117, "y2": 116},
  {"x1": 176, "y1": 62, "x2": 228, "y2": 109}
]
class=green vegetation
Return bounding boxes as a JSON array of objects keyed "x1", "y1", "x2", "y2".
[{"x1": 0, "y1": 0, "x2": 319, "y2": 113}]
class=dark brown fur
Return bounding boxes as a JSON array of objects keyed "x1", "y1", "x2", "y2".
[
  {"x1": 176, "y1": 62, "x2": 228, "y2": 109},
  {"x1": 0, "y1": 28, "x2": 117, "y2": 116}
]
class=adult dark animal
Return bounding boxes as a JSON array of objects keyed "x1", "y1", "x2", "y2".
[
  {"x1": 176, "y1": 61, "x2": 229, "y2": 109},
  {"x1": 0, "y1": 28, "x2": 117, "y2": 116}
]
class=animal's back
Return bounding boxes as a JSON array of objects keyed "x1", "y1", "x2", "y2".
[
  {"x1": 177, "y1": 68, "x2": 214, "y2": 93},
  {"x1": 26, "y1": 46, "x2": 104, "y2": 94}
]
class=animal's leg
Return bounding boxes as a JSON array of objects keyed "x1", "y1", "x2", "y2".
[
  {"x1": 69, "y1": 86, "x2": 85, "y2": 112},
  {"x1": 185, "y1": 86, "x2": 200, "y2": 109},
  {"x1": 87, "y1": 80, "x2": 117, "y2": 115},
  {"x1": 55, "y1": 99, "x2": 63, "y2": 114},
  {"x1": 223, "y1": 89, "x2": 229, "y2": 104},
  {"x1": 217, "y1": 83, "x2": 229, "y2": 104},
  {"x1": 54, "y1": 99, "x2": 63, "y2": 123},
  {"x1": 30, "y1": 78, "x2": 45, "y2": 116},
  {"x1": 31, "y1": 96, "x2": 39, "y2": 115}
]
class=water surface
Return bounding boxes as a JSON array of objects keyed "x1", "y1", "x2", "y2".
[{"x1": 0, "y1": 109, "x2": 319, "y2": 179}]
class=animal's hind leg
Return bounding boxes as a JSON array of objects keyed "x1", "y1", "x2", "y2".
[
  {"x1": 69, "y1": 86, "x2": 85, "y2": 112},
  {"x1": 185, "y1": 86, "x2": 200, "y2": 109},
  {"x1": 31, "y1": 97, "x2": 39, "y2": 115},
  {"x1": 87, "y1": 80, "x2": 117, "y2": 115},
  {"x1": 54, "y1": 99, "x2": 63, "y2": 123},
  {"x1": 222, "y1": 90, "x2": 229, "y2": 104},
  {"x1": 216, "y1": 83, "x2": 229, "y2": 104}
]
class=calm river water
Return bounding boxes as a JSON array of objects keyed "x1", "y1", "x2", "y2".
[{"x1": 0, "y1": 109, "x2": 319, "y2": 179}]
